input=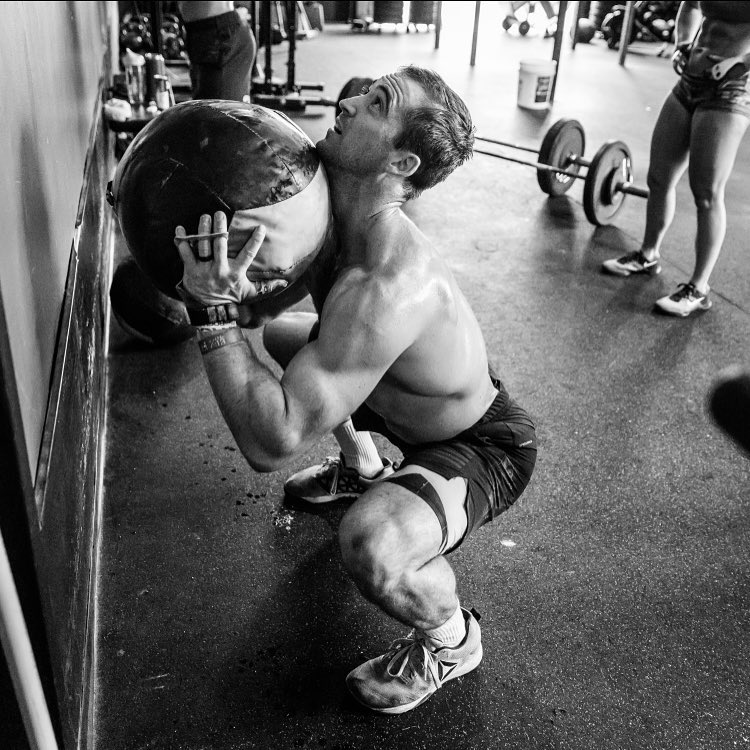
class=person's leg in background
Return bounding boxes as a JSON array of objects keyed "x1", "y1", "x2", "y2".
[
  {"x1": 654, "y1": 101, "x2": 750, "y2": 316},
  {"x1": 684, "y1": 106, "x2": 750, "y2": 291},
  {"x1": 184, "y1": 9, "x2": 256, "y2": 101},
  {"x1": 602, "y1": 92, "x2": 692, "y2": 279},
  {"x1": 212, "y1": 10, "x2": 255, "y2": 100}
]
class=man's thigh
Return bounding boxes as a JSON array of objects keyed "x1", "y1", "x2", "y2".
[
  {"x1": 342, "y1": 469, "x2": 464, "y2": 567},
  {"x1": 386, "y1": 466, "x2": 470, "y2": 556}
]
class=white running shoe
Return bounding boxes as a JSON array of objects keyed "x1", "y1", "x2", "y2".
[
  {"x1": 283, "y1": 453, "x2": 395, "y2": 504},
  {"x1": 346, "y1": 608, "x2": 483, "y2": 714},
  {"x1": 655, "y1": 282, "x2": 712, "y2": 317},
  {"x1": 602, "y1": 250, "x2": 661, "y2": 277}
]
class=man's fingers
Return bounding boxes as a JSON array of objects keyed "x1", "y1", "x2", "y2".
[
  {"x1": 213, "y1": 211, "x2": 228, "y2": 266},
  {"x1": 174, "y1": 225, "x2": 195, "y2": 267},
  {"x1": 237, "y1": 225, "x2": 267, "y2": 270},
  {"x1": 197, "y1": 214, "x2": 212, "y2": 260}
]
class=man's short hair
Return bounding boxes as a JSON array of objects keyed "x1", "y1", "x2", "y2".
[{"x1": 393, "y1": 65, "x2": 475, "y2": 200}]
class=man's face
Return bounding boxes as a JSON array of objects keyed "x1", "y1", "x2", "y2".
[{"x1": 317, "y1": 74, "x2": 428, "y2": 175}]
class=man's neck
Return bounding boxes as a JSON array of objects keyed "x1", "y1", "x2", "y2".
[{"x1": 327, "y1": 169, "x2": 405, "y2": 231}]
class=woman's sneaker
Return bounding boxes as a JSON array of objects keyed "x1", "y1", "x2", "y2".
[
  {"x1": 602, "y1": 250, "x2": 661, "y2": 277},
  {"x1": 345, "y1": 608, "x2": 483, "y2": 714},
  {"x1": 283, "y1": 453, "x2": 395, "y2": 503},
  {"x1": 654, "y1": 282, "x2": 712, "y2": 317}
]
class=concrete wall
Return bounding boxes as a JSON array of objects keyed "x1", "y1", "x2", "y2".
[
  {"x1": 0, "y1": 1, "x2": 110, "y2": 482},
  {"x1": 0, "y1": 3, "x2": 117, "y2": 748}
]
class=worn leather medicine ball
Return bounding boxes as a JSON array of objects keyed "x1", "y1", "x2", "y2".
[
  {"x1": 109, "y1": 256, "x2": 194, "y2": 346},
  {"x1": 108, "y1": 99, "x2": 331, "y2": 302}
]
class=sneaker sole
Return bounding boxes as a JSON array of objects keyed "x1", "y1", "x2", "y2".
[
  {"x1": 349, "y1": 644, "x2": 484, "y2": 715},
  {"x1": 654, "y1": 300, "x2": 712, "y2": 317},
  {"x1": 284, "y1": 465, "x2": 396, "y2": 504},
  {"x1": 603, "y1": 264, "x2": 661, "y2": 277},
  {"x1": 284, "y1": 489, "x2": 363, "y2": 504}
]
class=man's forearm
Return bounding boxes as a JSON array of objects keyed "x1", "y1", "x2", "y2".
[{"x1": 196, "y1": 326, "x2": 300, "y2": 472}]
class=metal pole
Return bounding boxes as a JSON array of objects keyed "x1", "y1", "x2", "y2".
[
  {"x1": 473, "y1": 148, "x2": 583, "y2": 180},
  {"x1": 286, "y1": 0, "x2": 297, "y2": 90},
  {"x1": 475, "y1": 135, "x2": 542, "y2": 155},
  {"x1": 470, "y1": 1, "x2": 481, "y2": 67},
  {"x1": 549, "y1": 0, "x2": 568, "y2": 104},
  {"x1": 434, "y1": 1, "x2": 442, "y2": 50},
  {"x1": 150, "y1": 0, "x2": 163, "y2": 55},
  {"x1": 0, "y1": 529, "x2": 59, "y2": 750},
  {"x1": 618, "y1": 0, "x2": 636, "y2": 66},
  {"x1": 264, "y1": 1, "x2": 273, "y2": 84},
  {"x1": 571, "y1": 0, "x2": 587, "y2": 50}
]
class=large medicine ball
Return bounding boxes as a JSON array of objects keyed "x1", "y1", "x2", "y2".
[{"x1": 109, "y1": 99, "x2": 331, "y2": 302}]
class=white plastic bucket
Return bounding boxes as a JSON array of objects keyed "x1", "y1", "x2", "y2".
[{"x1": 517, "y1": 59, "x2": 557, "y2": 110}]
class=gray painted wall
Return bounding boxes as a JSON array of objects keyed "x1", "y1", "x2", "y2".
[{"x1": 0, "y1": 1, "x2": 111, "y2": 484}]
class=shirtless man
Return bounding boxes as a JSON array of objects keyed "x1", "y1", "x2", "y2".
[{"x1": 175, "y1": 66, "x2": 537, "y2": 714}]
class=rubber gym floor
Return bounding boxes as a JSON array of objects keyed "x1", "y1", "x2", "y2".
[{"x1": 94, "y1": 6, "x2": 750, "y2": 750}]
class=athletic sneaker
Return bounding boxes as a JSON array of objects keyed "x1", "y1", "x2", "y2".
[
  {"x1": 654, "y1": 282, "x2": 712, "y2": 317},
  {"x1": 602, "y1": 250, "x2": 661, "y2": 277},
  {"x1": 346, "y1": 608, "x2": 483, "y2": 714},
  {"x1": 283, "y1": 453, "x2": 395, "y2": 503}
]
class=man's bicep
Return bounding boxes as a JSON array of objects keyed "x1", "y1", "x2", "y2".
[{"x1": 280, "y1": 341, "x2": 384, "y2": 441}]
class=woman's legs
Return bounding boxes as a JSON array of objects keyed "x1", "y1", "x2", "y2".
[
  {"x1": 640, "y1": 93, "x2": 693, "y2": 259},
  {"x1": 687, "y1": 108, "x2": 750, "y2": 293},
  {"x1": 602, "y1": 92, "x2": 692, "y2": 277}
]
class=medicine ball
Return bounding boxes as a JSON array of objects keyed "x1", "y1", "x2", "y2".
[
  {"x1": 108, "y1": 100, "x2": 331, "y2": 305},
  {"x1": 110, "y1": 257, "x2": 193, "y2": 346}
]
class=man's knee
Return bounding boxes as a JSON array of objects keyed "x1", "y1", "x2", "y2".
[
  {"x1": 339, "y1": 505, "x2": 404, "y2": 597},
  {"x1": 262, "y1": 311, "x2": 318, "y2": 367}
]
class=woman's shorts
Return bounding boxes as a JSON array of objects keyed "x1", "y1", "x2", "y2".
[{"x1": 673, "y1": 72, "x2": 750, "y2": 119}]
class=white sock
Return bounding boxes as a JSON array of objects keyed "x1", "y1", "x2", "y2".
[
  {"x1": 424, "y1": 605, "x2": 466, "y2": 648},
  {"x1": 333, "y1": 420, "x2": 383, "y2": 478}
]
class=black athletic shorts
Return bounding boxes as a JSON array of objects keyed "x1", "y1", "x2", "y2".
[
  {"x1": 307, "y1": 321, "x2": 537, "y2": 546},
  {"x1": 350, "y1": 377, "x2": 537, "y2": 544}
]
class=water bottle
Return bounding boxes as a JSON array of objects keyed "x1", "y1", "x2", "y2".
[{"x1": 123, "y1": 48, "x2": 146, "y2": 107}]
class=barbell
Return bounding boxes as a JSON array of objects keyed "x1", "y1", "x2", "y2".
[{"x1": 475, "y1": 118, "x2": 650, "y2": 226}]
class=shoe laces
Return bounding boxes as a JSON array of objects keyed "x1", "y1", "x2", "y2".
[
  {"x1": 670, "y1": 282, "x2": 702, "y2": 301},
  {"x1": 619, "y1": 250, "x2": 651, "y2": 266},
  {"x1": 313, "y1": 455, "x2": 342, "y2": 491},
  {"x1": 315, "y1": 455, "x2": 340, "y2": 478},
  {"x1": 385, "y1": 631, "x2": 441, "y2": 686}
]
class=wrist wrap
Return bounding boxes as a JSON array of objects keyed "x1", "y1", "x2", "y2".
[
  {"x1": 198, "y1": 325, "x2": 245, "y2": 355},
  {"x1": 175, "y1": 281, "x2": 241, "y2": 326}
]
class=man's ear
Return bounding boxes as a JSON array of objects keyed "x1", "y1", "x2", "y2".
[{"x1": 389, "y1": 151, "x2": 421, "y2": 178}]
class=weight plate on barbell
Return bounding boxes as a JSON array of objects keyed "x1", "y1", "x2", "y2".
[
  {"x1": 583, "y1": 140, "x2": 632, "y2": 226},
  {"x1": 536, "y1": 118, "x2": 586, "y2": 197}
]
